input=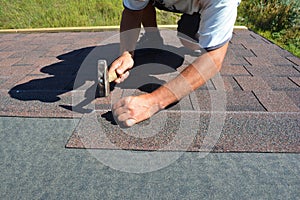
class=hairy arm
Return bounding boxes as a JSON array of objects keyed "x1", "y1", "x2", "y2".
[{"x1": 113, "y1": 43, "x2": 229, "y2": 126}]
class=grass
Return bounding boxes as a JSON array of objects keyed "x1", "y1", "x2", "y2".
[
  {"x1": 0, "y1": 0, "x2": 123, "y2": 28},
  {"x1": 0, "y1": 0, "x2": 179, "y2": 28}
]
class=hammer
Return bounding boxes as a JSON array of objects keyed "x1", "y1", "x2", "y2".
[{"x1": 97, "y1": 60, "x2": 118, "y2": 97}]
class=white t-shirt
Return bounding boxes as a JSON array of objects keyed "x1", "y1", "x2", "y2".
[{"x1": 123, "y1": 0, "x2": 241, "y2": 50}]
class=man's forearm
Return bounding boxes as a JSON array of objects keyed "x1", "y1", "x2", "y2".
[
  {"x1": 150, "y1": 43, "x2": 228, "y2": 109},
  {"x1": 150, "y1": 54, "x2": 217, "y2": 109}
]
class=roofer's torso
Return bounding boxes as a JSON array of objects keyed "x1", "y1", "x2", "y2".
[
  {"x1": 152, "y1": 0, "x2": 202, "y2": 14},
  {"x1": 124, "y1": 0, "x2": 241, "y2": 14},
  {"x1": 123, "y1": 0, "x2": 241, "y2": 50}
]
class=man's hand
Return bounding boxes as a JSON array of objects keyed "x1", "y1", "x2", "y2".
[
  {"x1": 112, "y1": 93, "x2": 162, "y2": 127},
  {"x1": 109, "y1": 51, "x2": 134, "y2": 83},
  {"x1": 111, "y1": 43, "x2": 229, "y2": 127}
]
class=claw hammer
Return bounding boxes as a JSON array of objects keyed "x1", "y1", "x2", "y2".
[{"x1": 97, "y1": 60, "x2": 118, "y2": 97}]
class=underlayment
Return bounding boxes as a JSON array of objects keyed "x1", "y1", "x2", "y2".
[{"x1": 0, "y1": 117, "x2": 299, "y2": 199}]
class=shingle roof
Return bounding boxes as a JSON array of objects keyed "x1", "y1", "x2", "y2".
[{"x1": 0, "y1": 29, "x2": 299, "y2": 152}]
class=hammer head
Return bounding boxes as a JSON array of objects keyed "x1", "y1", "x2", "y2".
[{"x1": 97, "y1": 60, "x2": 110, "y2": 97}]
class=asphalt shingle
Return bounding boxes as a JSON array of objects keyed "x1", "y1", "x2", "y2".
[{"x1": 0, "y1": 29, "x2": 299, "y2": 152}]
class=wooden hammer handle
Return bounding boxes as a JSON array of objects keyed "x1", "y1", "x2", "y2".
[{"x1": 108, "y1": 71, "x2": 118, "y2": 83}]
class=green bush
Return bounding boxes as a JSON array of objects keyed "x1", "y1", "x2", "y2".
[
  {"x1": 237, "y1": 0, "x2": 300, "y2": 57},
  {"x1": 238, "y1": 0, "x2": 299, "y2": 31}
]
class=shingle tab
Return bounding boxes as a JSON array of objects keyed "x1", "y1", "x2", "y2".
[
  {"x1": 245, "y1": 65, "x2": 299, "y2": 77},
  {"x1": 225, "y1": 91, "x2": 266, "y2": 111},
  {"x1": 289, "y1": 77, "x2": 300, "y2": 87},
  {"x1": 244, "y1": 56, "x2": 273, "y2": 67},
  {"x1": 254, "y1": 91, "x2": 300, "y2": 112},
  {"x1": 220, "y1": 65, "x2": 250, "y2": 76},
  {"x1": 212, "y1": 76, "x2": 242, "y2": 91},
  {"x1": 286, "y1": 56, "x2": 300, "y2": 66},
  {"x1": 286, "y1": 91, "x2": 300, "y2": 108},
  {"x1": 265, "y1": 77, "x2": 300, "y2": 91},
  {"x1": 223, "y1": 49, "x2": 250, "y2": 66},
  {"x1": 234, "y1": 76, "x2": 271, "y2": 91}
]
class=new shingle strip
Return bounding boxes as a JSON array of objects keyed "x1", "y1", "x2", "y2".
[{"x1": 66, "y1": 111, "x2": 300, "y2": 153}]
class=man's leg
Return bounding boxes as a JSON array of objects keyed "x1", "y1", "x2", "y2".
[
  {"x1": 120, "y1": 2, "x2": 162, "y2": 53},
  {"x1": 177, "y1": 13, "x2": 201, "y2": 50},
  {"x1": 139, "y1": 2, "x2": 163, "y2": 47},
  {"x1": 141, "y1": 2, "x2": 158, "y2": 30},
  {"x1": 120, "y1": 7, "x2": 143, "y2": 54}
]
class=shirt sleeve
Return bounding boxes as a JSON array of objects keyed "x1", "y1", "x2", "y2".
[
  {"x1": 198, "y1": 0, "x2": 240, "y2": 50},
  {"x1": 123, "y1": 0, "x2": 150, "y2": 10}
]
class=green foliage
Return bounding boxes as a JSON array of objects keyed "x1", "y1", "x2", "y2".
[
  {"x1": 156, "y1": 10, "x2": 181, "y2": 25},
  {"x1": 237, "y1": 0, "x2": 300, "y2": 57},
  {"x1": 238, "y1": 0, "x2": 299, "y2": 32},
  {"x1": 258, "y1": 28, "x2": 300, "y2": 57}
]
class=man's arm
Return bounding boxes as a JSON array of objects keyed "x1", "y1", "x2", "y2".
[
  {"x1": 108, "y1": 8, "x2": 141, "y2": 83},
  {"x1": 109, "y1": 4, "x2": 157, "y2": 83},
  {"x1": 112, "y1": 43, "x2": 229, "y2": 127},
  {"x1": 150, "y1": 43, "x2": 228, "y2": 108}
]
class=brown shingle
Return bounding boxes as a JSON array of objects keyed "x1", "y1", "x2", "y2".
[
  {"x1": 234, "y1": 76, "x2": 271, "y2": 91},
  {"x1": 254, "y1": 91, "x2": 300, "y2": 112}
]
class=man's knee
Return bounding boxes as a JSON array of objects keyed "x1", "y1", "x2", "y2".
[
  {"x1": 177, "y1": 13, "x2": 201, "y2": 43},
  {"x1": 177, "y1": 13, "x2": 201, "y2": 50}
]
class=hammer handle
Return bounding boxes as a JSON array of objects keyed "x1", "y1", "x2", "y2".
[{"x1": 108, "y1": 71, "x2": 118, "y2": 83}]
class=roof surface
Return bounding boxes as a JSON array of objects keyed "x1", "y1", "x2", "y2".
[
  {"x1": 0, "y1": 28, "x2": 299, "y2": 199},
  {"x1": 0, "y1": 29, "x2": 299, "y2": 152}
]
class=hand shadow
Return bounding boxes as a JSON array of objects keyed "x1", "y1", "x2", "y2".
[
  {"x1": 101, "y1": 111, "x2": 117, "y2": 126},
  {"x1": 116, "y1": 46, "x2": 188, "y2": 93}
]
